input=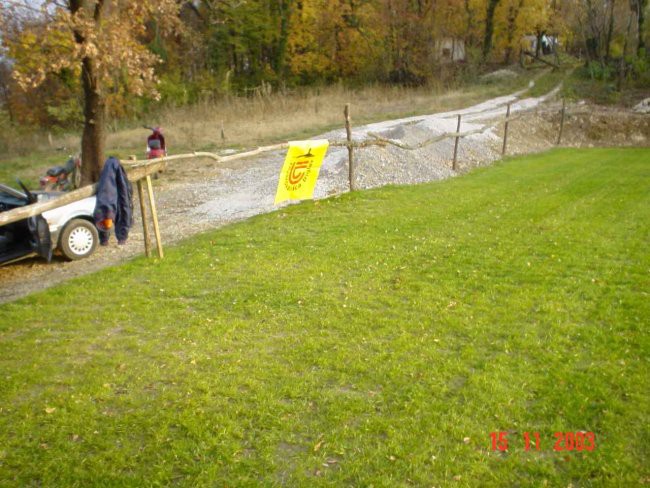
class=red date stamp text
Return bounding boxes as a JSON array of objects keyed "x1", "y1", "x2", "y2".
[{"x1": 489, "y1": 431, "x2": 596, "y2": 452}]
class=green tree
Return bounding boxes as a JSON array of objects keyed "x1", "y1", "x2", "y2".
[{"x1": 483, "y1": 0, "x2": 502, "y2": 60}]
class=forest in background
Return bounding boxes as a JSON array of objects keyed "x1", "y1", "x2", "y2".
[{"x1": 0, "y1": 0, "x2": 647, "y2": 132}]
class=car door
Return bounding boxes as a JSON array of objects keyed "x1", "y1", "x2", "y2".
[{"x1": 27, "y1": 215, "x2": 52, "y2": 262}]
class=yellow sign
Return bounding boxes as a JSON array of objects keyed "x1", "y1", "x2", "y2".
[{"x1": 274, "y1": 140, "x2": 329, "y2": 204}]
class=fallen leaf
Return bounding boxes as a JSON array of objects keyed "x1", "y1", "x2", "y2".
[{"x1": 44, "y1": 407, "x2": 56, "y2": 414}]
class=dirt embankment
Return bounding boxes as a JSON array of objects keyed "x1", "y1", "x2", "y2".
[{"x1": 0, "y1": 93, "x2": 647, "y2": 304}]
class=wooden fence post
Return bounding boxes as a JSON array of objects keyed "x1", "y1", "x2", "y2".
[
  {"x1": 344, "y1": 103, "x2": 354, "y2": 191},
  {"x1": 556, "y1": 97, "x2": 566, "y2": 146},
  {"x1": 453, "y1": 114, "x2": 462, "y2": 171},
  {"x1": 145, "y1": 175, "x2": 164, "y2": 259},
  {"x1": 502, "y1": 102, "x2": 511, "y2": 156},
  {"x1": 136, "y1": 180, "x2": 152, "y2": 258}
]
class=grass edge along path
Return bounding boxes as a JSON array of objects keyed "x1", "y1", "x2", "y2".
[{"x1": 0, "y1": 147, "x2": 648, "y2": 486}]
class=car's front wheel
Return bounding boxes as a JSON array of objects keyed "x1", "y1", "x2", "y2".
[{"x1": 59, "y1": 219, "x2": 98, "y2": 261}]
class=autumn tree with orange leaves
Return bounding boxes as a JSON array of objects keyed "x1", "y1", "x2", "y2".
[{"x1": 1, "y1": 0, "x2": 181, "y2": 183}]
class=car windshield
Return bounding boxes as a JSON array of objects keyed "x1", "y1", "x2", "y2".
[
  {"x1": 0, "y1": 193, "x2": 28, "y2": 209},
  {"x1": 0, "y1": 183, "x2": 28, "y2": 202}
]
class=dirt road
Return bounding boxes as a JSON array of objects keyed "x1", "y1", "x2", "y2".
[{"x1": 0, "y1": 89, "x2": 647, "y2": 304}]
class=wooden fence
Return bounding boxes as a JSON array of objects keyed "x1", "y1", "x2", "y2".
[{"x1": 0, "y1": 96, "x2": 570, "y2": 260}]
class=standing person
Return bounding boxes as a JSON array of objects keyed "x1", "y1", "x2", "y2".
[{"x1": 146, "y1": 127, "x2": 167, "y2": 159}]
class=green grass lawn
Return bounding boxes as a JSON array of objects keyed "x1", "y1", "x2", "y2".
[{"x1": 0, "y1": 148, "x2": 648, "y2": 486}]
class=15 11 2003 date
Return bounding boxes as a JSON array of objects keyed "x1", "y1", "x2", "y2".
[{"x1": 490, "y1": 431, "x2": 596, "y2": 452}]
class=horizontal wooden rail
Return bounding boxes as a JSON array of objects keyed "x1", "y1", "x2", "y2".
[
  {"x1": 0, "y1": 147, "x2": 290, "y2": 228},
  {"x1": 0, "y1": 184, "x2": 98, "y2": 227},
  {"x1": 122, "y1": 147, "x2": 288, "y2": 168},
  {"x1": 220, "y1": 144, "x2": 288, "y2": 162},
  {"x1": 0, "y1": 158, "x2": 168, "y2": 228},
  {"x1": 125, "y1": 159, "x2": 167, "y2": 182},
  {"x1": 367, "y1": 125, "x2": 493, "y2": 151},
  {"x1": 330, "y1": 139, "x2": 389, "y2": 149},
  {"x1": 123, "y1": 152, "x2": 220, "y2": 167}
]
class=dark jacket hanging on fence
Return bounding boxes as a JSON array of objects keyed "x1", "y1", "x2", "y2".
[{"x1": 93, "y1": 157, "x2": 133, "y2": 245}]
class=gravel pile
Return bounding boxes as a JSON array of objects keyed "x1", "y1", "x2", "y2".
[
  {"x1": 633, "y1": 98, "x2": 650, "y2": 114},
  {"x1": 480, "y1": 69, "x2": 520, "y2": 83},
  {"x1": 1, "y1": 89, "x2": 647, "y2": 303}
]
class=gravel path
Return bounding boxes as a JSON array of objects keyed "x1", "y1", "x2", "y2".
[{"x1": 0, "y1": 88, "x2": 647, "y2": 304}]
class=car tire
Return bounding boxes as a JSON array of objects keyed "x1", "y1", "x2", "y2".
[{"x1": 59, "y1": 219, "x2": 98, "y2": 261}]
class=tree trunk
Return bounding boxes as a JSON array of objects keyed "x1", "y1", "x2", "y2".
[
  {"x1": 535, "y1": 31, "x2": 543, "y2": 57},
  {"x1": 618, "y1": 6, "x2": 636, "y2": 90},
  {"x1": 274, "y1": 0, "x2": 290, "y2": 79},
  {"x1": 639, "y1": 0, "x2": 647, "y2": 56},
  {"x1": 80, "y1": 57, "x2": 105, "y2": 185},
  {"x1": 605, "y1": 0, "x2": 615, "y2": 63},
  {"x1": 482, "y1": 0, "x2": 501, "y2": 61},
  {"x1": 464, "y1": 0, "x2": 475, "y2": 46},
  {"x1": 69, "y1": 0, "x2": 106, "y2": 185},
  {"x1": 504, "y1": 7, "x2": 515, "y2": 63},
  {"x1": 504, "y1": 0, "x2": 524, "y2": 64}
]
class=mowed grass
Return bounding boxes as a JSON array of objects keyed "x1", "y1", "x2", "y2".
[{"x1": 0, "y1": 148, "x2": 648, "y2": 486}]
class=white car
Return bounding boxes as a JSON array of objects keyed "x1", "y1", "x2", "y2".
[{"x1": 0, "y1": 183, "x2": 99, "y2": 265}]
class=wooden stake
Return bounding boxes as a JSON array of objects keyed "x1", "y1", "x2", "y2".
[
  {"x1": 453, "y1": 114, "x2": 462, "y2": 171},
  {"x1": 502, "y1": 102, "x2": 511, "y2": 156},
  {"x1": 556, "y1": 97, "x2": 566, "y2": 145},
  {"x1": 344, "y1": 103, "x2": 354, "y2": 191},
  {"x1": 145, "y1": 175, "x2": 164, "y2": 259},
  {"x1": 137, "y1": 180, "x2": 151, "y2": 258}
]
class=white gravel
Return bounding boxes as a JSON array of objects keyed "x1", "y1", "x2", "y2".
[
  {"x1": 1, "y1": 86, "x2": 646, "y2": 303},
  {"x1": 190, "y1": 87, "x2": 559, "y2": 222}
]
